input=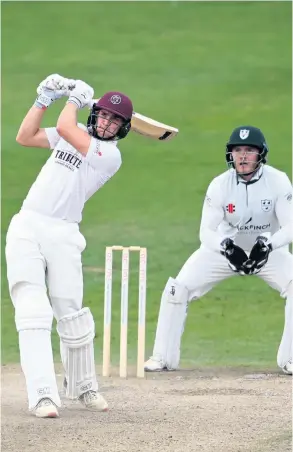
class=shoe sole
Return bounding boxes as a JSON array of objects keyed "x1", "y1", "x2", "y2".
[
  {"x1": 144, "y1": 367, "x2": 175, "y2": 372},
  {"x1": 83, "y1": 405, "x2": 109, "y2": 412},
  {"x1": 35, "y1": 412, "x2": 59, "y2": 418}
]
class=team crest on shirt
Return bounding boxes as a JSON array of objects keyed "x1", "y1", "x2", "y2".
[
  {"x1": 261, "y1": 199, "x2": 272, "y2": 212},
  {"x1": 239, "y1": 129, "x2": 250, "y2": 139}
]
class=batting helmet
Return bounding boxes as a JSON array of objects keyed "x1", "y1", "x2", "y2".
[
  {"x1": 87, "y1": 91, "x2": 133, "y2": 141},
  {"x1": 226, "y1": 126, "x2": 269, "y2": 168}
]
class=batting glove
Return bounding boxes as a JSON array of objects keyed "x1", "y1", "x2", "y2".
[
  {"x1": 35, "y1": 74, "x2": 75, "y2": 109},
  {"x1": 67, "y1": 80, "x2": 94, "y2": 109},
  {"x1": 220, "y1": 238, "x2": 249, "y2": 274},
  {"x1": 243, "y1": 236, "x2": 272, "y2": 275}
]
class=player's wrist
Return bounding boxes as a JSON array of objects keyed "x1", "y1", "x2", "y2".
[
  {"x1": 220, "y1": 238, "x2": 234, "y2": 251},
  {"x1": 34, "y1": 91, "x2": 53, "y2": 109},
  {"x1": 255, "y1": 235, "x2": 272, "y2": 252},
  {"x1": 34, "y1": 100, "x2": 47, "y2": 110},
  {"x1": 67, "y1": 97, "x2": 82, "y2": 109}
]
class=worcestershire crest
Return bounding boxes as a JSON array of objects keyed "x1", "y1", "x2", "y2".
[
  {"x1": 261, "y1": 199, "x2": 272, "y2": 212},
  {"x1": 239, "y1": 129, "x2": 250, "y2": 139}
]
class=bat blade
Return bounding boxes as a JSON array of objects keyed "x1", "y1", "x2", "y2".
[{"x1": 131, "y1": 112, "x2": 178, "y2": 141}]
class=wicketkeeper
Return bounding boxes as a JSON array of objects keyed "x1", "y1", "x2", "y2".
[
  {"x1": 145, "y1": 126, "x2": 293, "y2": 375},
  {"x1": 5, "y1": 74, "x2": 134, "y2": 417}
]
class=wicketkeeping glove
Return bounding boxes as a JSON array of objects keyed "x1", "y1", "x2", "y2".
[
  {"x1": 243, "y1": 236, "x2": 272, "y2": 275},
  {"x1": 35, "y1": 74, "x2": 75, "y2": 109},
  {"x1": 67, "y1": 80, "x2": 94, "y2": 109},
  {"x1": 220, "y1": 238, "x2": 248, "y2": 274}
]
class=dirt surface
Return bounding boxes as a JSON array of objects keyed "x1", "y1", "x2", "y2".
[{"x1": 1, "y1": 365, "x2": 292, "y2": 452}]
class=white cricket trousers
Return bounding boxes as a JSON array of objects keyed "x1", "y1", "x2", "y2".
[
  {"x1": 176, "y1": 245, "x2": 293, "y2": 368},
  {"x1": 5, "y1": 209, "x2": 86, "y2": 409}
]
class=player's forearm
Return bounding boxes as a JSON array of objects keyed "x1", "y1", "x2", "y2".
[
  {"x1": 270, "y1": 224, "x2": 293, "y2": 250},
  {"x1": 16, "y1": 106, "x2": 46, "y2": 145},
  {"x1": 56, "y1": 103, "x2": 91, "y2": 156},
  {"x1": 57, "y1": 102, "x2": 78, "y2": 135},
  {"x1": 199, "y1": 227, "x2": 227, "y2": 252},
  {"x1": 199, "y1": 199, "x2": 226, "y2": 252}
]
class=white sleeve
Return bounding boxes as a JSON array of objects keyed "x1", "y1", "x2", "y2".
[
  {"x1": 85, "y1": 137, "x2": 122, "y2": 173},
  {"x1": 45, "y1": 127, "x2": 61, "y2": 150},
  {"x1": 270, "y1": 173, "x2": 293, "y2": 250},
  {"x1": 199, "y1": 178, "x2": 226, "y2": 252}
]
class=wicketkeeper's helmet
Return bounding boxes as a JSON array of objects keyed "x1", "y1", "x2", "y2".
[
  {"x1": 226, "y1": 126, "x2": 269, "y2": 169},
  {"x1": 87, "y1": 91, "x2": 133, "y2": 141}
]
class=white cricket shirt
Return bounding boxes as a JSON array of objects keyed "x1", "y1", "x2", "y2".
[
  {"x1": 200, "y1": 165, "x2": 292, "y2": 252},
  {"x1": 21, "y1": 124, "x2": 122, "y2": 223}
]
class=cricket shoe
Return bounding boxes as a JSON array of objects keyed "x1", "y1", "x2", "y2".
[
  {"x1": 79, "y1": 391, "x2": 108, "y2": 411},
  {"x1": 34, "y1": 398, "x2": 59, "y2": 418},
  {"x1": 144, "y1": 356, "x2": 174, "y2": 372},
  {"x1": 282, "y1": 361, "x2": 293, "y2": 375}
]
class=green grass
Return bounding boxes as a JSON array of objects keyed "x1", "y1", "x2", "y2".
[{"x1": 1, "y1": 1, "x2": 292, "y2": 370}]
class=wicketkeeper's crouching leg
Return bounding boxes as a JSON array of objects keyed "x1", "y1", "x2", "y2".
[
  {"x1": 57, "y1": 307, "x2": 108, "y2": 411},
  {"x1": 144, "y1": 277, "x2": 189, "y2": 371},
  {"x1": 144, "y1": 247, "x2": 233, "y2": 371}
]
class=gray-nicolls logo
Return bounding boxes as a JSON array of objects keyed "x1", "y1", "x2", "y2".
[
  {"x1": 170, "y1": 286, "x2": 176, "y2": 296},
  {"x1": 37, "y1": 386, "x2": 51, "y2": 396},
  {"x1": 80, "y1": 382, "x2": 92, "y2": 392}
]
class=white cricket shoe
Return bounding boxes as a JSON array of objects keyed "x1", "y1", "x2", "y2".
[
  {"x1": 79, "y1": 391, "x2": 108, "y2": 411},
  {"x1": 282, "y1": 361, "x2": 293, "y2": 375},
  {"x1": 34, "y1": 398, "x2": 59, "y2": 418},
  {"x1": 144, "y1": 356, "x2": 172, "y2": 372}
]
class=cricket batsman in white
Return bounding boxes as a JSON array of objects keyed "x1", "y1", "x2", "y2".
[
  {"x1": 145, "y1": 126, "x2": 293, "y2": 375},
  {"x1": 5, "y1": 74, "x2": 134, "y2": 417}
]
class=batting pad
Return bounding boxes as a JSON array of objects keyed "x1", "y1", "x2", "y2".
[
  {"x1": 153, "y1": 277, "x2": 189, "y2": 369},
  {"x1": 57, "y1": 307, "x2": 97, "y2": 399}
]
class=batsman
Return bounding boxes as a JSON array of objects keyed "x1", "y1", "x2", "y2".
[
  {"x1": 5, "y1": 74, "x2": 135, "y2": 417},
  {"x1": 145, "y1": 126, "x2": 293, "y2": 375}
]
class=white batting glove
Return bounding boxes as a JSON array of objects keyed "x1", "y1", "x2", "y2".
[
  {"x1": 67, "y1": 80, "x2": 94, "y2": 109},
  {"x1": 35, "y1": 74, "x2": 75, "y2": 109}
]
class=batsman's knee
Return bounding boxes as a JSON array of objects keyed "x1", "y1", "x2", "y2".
[
  {"x1": 12, "y1": 282, "x2": 53, "y2": 331},
  {"x1": 57, "y1": 307, "x2": 95, "y2": 347}
]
